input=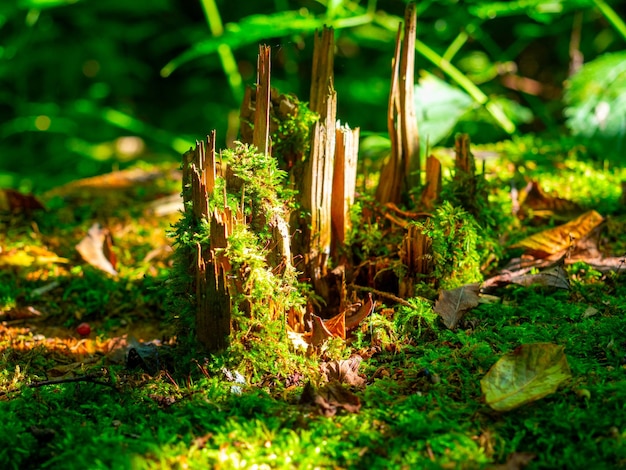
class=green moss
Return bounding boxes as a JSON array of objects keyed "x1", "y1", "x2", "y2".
[
  {"x1": 269, "y1": 93, "x2": 318, "y2": 172},
  {"x1": 413, "y1": 201, "x2": 482, "y2": 290},
  {"x1": 169, "y1": 142, "x2": 312, "y2": 378}
]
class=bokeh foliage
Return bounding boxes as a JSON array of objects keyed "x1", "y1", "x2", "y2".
[{"x1": 1, "y1": 0, "x2": 624, "y2": 192}]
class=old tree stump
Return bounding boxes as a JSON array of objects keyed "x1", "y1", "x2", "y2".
[{"x1": 174, "y1": 2, "x2": 488, "y2": 354}]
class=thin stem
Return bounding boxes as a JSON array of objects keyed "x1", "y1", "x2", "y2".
[
  {"x1": 200, "y1": 0, "x2": 244, "y2": 104},
  {"x1": 442, "y1": 31, "x2": 469, "y2": 63},
  {"x1": 594, "y1": 0, "x2": 626, "y2": 43},
  {"x1": 415, "y1": 39, "x2": 517, "y2": 134}
]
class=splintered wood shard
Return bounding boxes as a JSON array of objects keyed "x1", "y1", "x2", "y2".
[
  {"x1": 455, "y1": 133, "x2": 475, "y2": 176},
  {"x1": 453, "y1": 133, "x2": 484, "y2": 217},
  {"x1": 399, "y1": 223, "x2": 433, "y2": 298},
  {"x1": 376, "y1": 2, "x2": 419, "y2": 204},
  {"x1": 399, "y1": 2, "x2": 419, "y2": 191},
  {"x1": 253, "y1": 45, "x2": 271, "y2": 156},
  {"x1": 205, "y1": 130, "x2": 217, "y2": 194},
  {"x1": 301, "y1": 27, "x2": 337, "y2": 290},
  {"x1": 376, "y1": 25, "x2": 402, "y2": 205},
  {"x1": 420, "y1": 155, "x2": 441, "y2": 209},
  {"x1": 310, "y1": 27, "x2": 335, "y2": 118},
  {"x1": 184, "y1": 134, "x2": 233, "y2": 352},
  {"x1": 332, "y1": 123, "x2": 359, "y2": 256}
]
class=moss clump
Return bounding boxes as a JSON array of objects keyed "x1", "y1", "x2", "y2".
[
  {"x1": 240, "y1": 89, "x2": 318, "y2": 174},
  {"x1": 413, "y1": 201, "x2": 482, "y2": 290},
  {"x1": 169, "y1": 142, "x2": 313, "y2": 379}
]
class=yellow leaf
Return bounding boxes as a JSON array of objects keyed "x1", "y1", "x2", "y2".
[
  {"x1": 511, "y1": 210, "x2": 604, "y2": 257},
  {"x1": 481, "y1": 343, "x2": 571, "y2": 411}
]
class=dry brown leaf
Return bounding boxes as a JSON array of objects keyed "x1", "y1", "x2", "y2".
[
  {"x1": 434, "y1": 283, "x2": 480, "y2": 330},
  {"x1": 47, "y1": 358, "x2": 98, "y2": 378},
  {"x1": 511, "y1": 265, "x2": 570, "y2": 290},
  {"x1": 345, "y1": 293, "x2": 375, "y2": 330},
  {"x1": 320, "y1": 355, "x2": 365, "y2": 387},
  {"x1": 488, "y1": 452, "x2": 536, "y2": 470},
  {"x1": 0, "y1": 245, "x2": 69, "y2": 268},
  {"x1": 518, "y1": 180, "x2": 581, "y2": 221},
  {"x1": 511, "y1": 210, "x2": 604, "y2": 257},
  {"x1": 310, "y1": 314, "x2": 334, "y2": 347},
  {"x1": 0, "y1": 306, "x2": 43, "y2": 320},
  {"x1": 324, "y1": 311, "x2": 346, "y2": 340},
  {"x1": 45, "y1": 167, "x2": 175, "y2": 197},
  {"x1": 76, "y1": 223, "x2": 118, "y2": 275},
  {"x1": 0, "y1": 188, "x2": 45, "y2": 213},
  {"x1": 299, "y1": 381, "x2": 361, "y2": 416}
]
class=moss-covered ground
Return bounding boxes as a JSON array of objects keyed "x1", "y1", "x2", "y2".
[{"x1": 1, "y1": 149, "x2": 626, "y2": 469}]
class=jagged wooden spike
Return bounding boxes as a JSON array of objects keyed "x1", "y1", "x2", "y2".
[
  {"x1": 376, "y1": 2, "x2": 420, "y2": 204},
  {"x1": 253, "y1": 45, "x2": 272, "y2": 156},
  {"x1": 376, "y1": 25, "x2": 402, "y2": 205},
  {"x1": 420, "y1": 155, "x2": 441, "y2": 210},
  {"x1": 331, "y1": 123, "x2": 360, "y2": 257},
  {"x1": 298, "y1": 27, "x2": 337, "y2": 292},
  {"x1": 399, "y1": 2, "x2": 419, "y2": 191}
]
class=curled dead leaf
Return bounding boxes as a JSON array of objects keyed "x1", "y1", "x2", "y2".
[
  {"x1": 320, "y1": 355, "x2": 365, "y2": 387},
  {"x1": 0, "y1": 188, "x2": 45, "y2": 213},
  {"x1": 0, "y1": 306, "x2": 43, "y2": 320},
  {"x1": 76, "y1": 223, "x2": 118, "y2": 275},
  {"x1": 299, "y1": 381, "x2": 361, "y2": 416},
  {"x1": 434, "y1": 283, "x2": 480, "y2": 330}
]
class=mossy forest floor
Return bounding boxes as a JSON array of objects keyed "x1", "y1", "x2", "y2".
[{"x1": 1, "y1": 149, "x2": 626, "y2": 469}]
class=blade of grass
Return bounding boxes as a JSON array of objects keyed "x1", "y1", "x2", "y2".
[
  {"x1": 593, "y1": 0, "x2": 626, "y2": 43},
  {"x1": 200, "y1": 0, "x2": 244, "y2": 104},
  {"x1": 442, "y1": 30, "x2": 470, "y2": 63},
  {"x1": 416, "y1": 39, "x2": 516, "y2": 134}
]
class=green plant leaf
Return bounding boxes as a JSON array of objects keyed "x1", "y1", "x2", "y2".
[
  {"x1": 468, "y1": 0, "x2": 594, "y2": 22},
  {"x1": 564, "y1": 51, "x2": 626, "y2": 159},
  {"x1": 481, "y1": 343, "x2": 572, "y2": 412},
  {"x1": 414, "y1": 73, "x2": 474, "y2": 149},
  {"x1": 17, "y1": 0, "x2": 84, "y2": 8},
  {"x1": 161, "y1": 11, "x2": 371, "y2": 77}
]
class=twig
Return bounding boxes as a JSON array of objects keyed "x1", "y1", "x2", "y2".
[
  {"x1": 27, "y1": 371, "x2": 113, "y2": 389},
  {"x1": 350, "y1": 285, "x2": 430, "y2": 308}
]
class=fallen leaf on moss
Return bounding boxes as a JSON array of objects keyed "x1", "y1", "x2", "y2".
[
  {"x1": 511, "y1": 210, "x2": 604, "y2": 257},
  {"x1": 310, "y1": 314, "x2": 334, "y2": 347},
  {"x1": 434, "y1": 283, "x2": 480, "y2": 329},
  {"x1": 76, "y1": 223, "x2": 118, "y2": 275},
  {"x1": 299, "y1": 381, "x2": 361, "y2": 416},
  {"x1": 488, "y1": 452, "x2": 536, "y2": 470},
  {"x1": 345, "y1": 293, "x2": 374, "y2": 330},
  {"x1": 324, "y1": 310, "x2": 346, "y2": 340},
  {"x1": 0, "y1": 306, "x2": 42, "y2": 320},
  {"x1": 481, "y1": 343, "x2": 571, "y2": 411},
  {"x1": 510, "y1": 265, "x2": 570, "y2": 290},
  {"x1": 0, "y1": 188, "x2": 45, "y2": 213},
  {"x1": 581, "y1": 306, "x2": 599, "y2": 319},
  {"x1": 0, "y1": 245, "x2": 69, "y2": 269},
  {"x1": 518, "y1": 180, "x2": 581, "y2": 221},
  {"x1": 316, "y1": 294, "x2": 375, "y2": 343},
  {"x1": 320, "y1": 355, "x2": 365, "y2": 387}
]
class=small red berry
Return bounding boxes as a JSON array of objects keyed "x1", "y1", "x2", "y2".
[{"x1": 76, "y1": 322, "x2": 91, "y2": 337}]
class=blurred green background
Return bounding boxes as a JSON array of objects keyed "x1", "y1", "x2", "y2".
[{"x1": 2, "y1": 0, "x2": 625, "y2": 193}]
